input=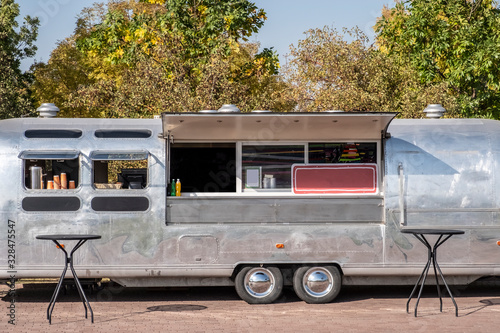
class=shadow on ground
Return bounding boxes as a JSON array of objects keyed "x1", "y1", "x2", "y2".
[{"x1": 2, "y1": 278, "x2": 500, "y2": 306}]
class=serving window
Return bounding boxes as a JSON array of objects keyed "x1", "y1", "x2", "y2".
[
  {"x1": 162, "y1": 112, "x2": 393, "y2": 196},
  {"x1": 242, "y1": 144, "x2": 305, "y2": 190},
  {"x1": 240, "y1": 142, "x2": 377, "y2": 192},
  {"x1": 170, "y1": 143, "x2": 236, "y2": 192},
  {"x1": 168, "y1": 141, "x2": 379, "y2": 195},
  {"x1": 90, "y1": 151, "x2": 149, "y2": 189},
  {"x1": 20, "y1": 150, "x2": 80, "y2": 190}
]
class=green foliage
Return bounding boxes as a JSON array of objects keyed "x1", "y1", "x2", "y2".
[
  {"x1": 66, "y1": 41, "x2": 289, "y2": 117},
  {"x1": 376, "y1": 0, "x2": 500, "y2": 118},
  {"x1": 284, "y1": 26, "x2": 457, "y2": 117},
  {"x1": 31, "y1": 38, "x2": 99, "y2": 117},
  {"x1": 0, "y1": 0, "x2": 39, "y2": 119},
  {"x1": 32, "y1": 0, "x2": 286, "y2": 118},
  {"x1": 76, "y1": 0, "x2": 267, "y2": 67}
]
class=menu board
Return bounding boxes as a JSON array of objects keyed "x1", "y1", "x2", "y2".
[{"x1": 292, "y1": 164, "x2": 377, "y2": 194}]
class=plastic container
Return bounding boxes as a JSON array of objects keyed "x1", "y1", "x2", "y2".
[
  {"x1": 175, "y1": 179, "x2": 181, "y2": 196},
  {"x1": 171, "y1": 179, "x2": 176, "y2": 196}
]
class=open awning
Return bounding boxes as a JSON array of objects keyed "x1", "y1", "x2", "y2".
[{"x1": 161, "y1": 112, "x2": 397, "y2": 142}]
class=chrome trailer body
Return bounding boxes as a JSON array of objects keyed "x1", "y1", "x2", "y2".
[
  {"x1": 383, "y1": 118, "x2": 500, "y2": 283},
  {"x1": 1, "y1": 114, "x2": 500, "y2": 294}
]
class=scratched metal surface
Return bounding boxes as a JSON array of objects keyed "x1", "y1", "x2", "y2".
[
  {"x1": 1, "y1": 116, "x2": 500, "y2": 287},
  {"x1": 385, "y1": 118, "x2": 500, "y2": 273}
]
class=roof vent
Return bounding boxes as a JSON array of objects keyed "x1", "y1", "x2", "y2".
[
  {"x1": 251, "y1": 110, "x2": 272, "y2": 113},
  {"x1": 218, "y1": 104, "x2": 240, "y2": 113},
  {"x1": 37, "y1": 103, "x2": 60, "y2": 118},
  {"x1": 423, "y1": 104, "x2": 446, "y2": 118}
]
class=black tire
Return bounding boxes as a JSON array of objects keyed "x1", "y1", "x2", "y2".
[
  {"x1": 293, "y1": 265, "x2": 341, "y2": 304},
  {"x1": 234, "y1": 266, "x2": 284, "y2": 304}
]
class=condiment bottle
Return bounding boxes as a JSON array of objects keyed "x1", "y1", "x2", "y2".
[
  {"x1": 175, "y1": 179, "x2": 181, "y2": 196},
  {"x1": 171, "y1": 179, "x2": 176, "y2": 196}
]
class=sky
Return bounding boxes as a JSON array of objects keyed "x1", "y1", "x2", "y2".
[{"x1": 17, "y1": 0, "x2": 395, "y2": 71}]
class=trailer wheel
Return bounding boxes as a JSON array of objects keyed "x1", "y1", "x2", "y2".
[
  {"x1": 293, "y1": 265, "x2": 341, "y2": 304},
  {"x1": 235, "y1": 266, "x2": 283, "y2": 304}
]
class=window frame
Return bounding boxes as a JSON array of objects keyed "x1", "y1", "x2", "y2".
[
  {"x1": 90, "y1": 150, "x2": 150, "y2": 190},
  {"x1": 238, "y1": 142, "x2": 307, "y2": 193},
  {"x1": 19, "y1": 150, "x2": 81, "y2": 191},
  {"x1": 172, "y1": 140, "x2": 381, "y2": 196}
]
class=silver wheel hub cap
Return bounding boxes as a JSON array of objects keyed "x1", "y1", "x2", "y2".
[
  {"x1": 244, "y1": 268, "x2": 275, "y2": 298},
  {"x1": 303, "y1": 267, "x2": 333, "y2": 297}
]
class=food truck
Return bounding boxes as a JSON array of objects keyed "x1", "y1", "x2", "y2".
[{"x1": 1, "y1": 104, "x2": 500, "y2": 304}]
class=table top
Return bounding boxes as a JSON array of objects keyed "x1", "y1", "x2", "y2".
[
  {"x1": 36, "y1": 234, "x2": 101, "y2": 241},
  {"x1": 401, "y1": 228, "x2": 465, "y2": 235}
]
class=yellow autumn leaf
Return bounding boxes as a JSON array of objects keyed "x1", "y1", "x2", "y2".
[
  {"x1": 124, "y1": 30, "x2": 132, "y2": 42},
  {"x1": 116, "y1": 48, "x2": 124, "y2": 58},
  {"x1": 198, "y1": 5, "x2": 207, "y2": 15},
  {"x1": 134, "y1": 27, "x2": 147, "y2": 39},
  {"x1": 436, "y1": 12, "x2": 448, "y2": 21}
]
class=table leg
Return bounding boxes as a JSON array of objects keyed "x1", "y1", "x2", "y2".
[
  {"x1": 431, "y1": 235, "x2": 444, "y2": 312},
  {"x1": 69, "y1": 240, "x2": 90, "y2": 320},
  {"x1": 47, "y1": 240, "x2": 68, "y2": 324},
  {"x1": 433, "y1": 235, "x2": 459, "y2": 317},
  {"x1": 407, "y1": 234, "x2": 434, "y2": 317},
  {"x1": 47, "y1": 261, "x2": 67, "y2": 324},
  {"x1": 69, "y1": 254, "x2": 94, "y2": 322},
  {"x1": 406, "y1": 254, "x2": 431, "y2": 316}
]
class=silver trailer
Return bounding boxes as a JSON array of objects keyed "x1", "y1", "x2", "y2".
[{"x1": 1, "y1": 108, "x2": 500, "y2": 304}]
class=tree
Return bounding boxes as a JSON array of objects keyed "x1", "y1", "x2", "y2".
[
  {"x1": 283, "y1": 26, "x2": 457, "y2": 117},
  {"x1": 66, "y1": 41, "x2": 289, "y2": 117},
  {"x1": 76, "y1": 0, "x2": 267, "y2": 68},
  {"x1": 31, "y1": 2, "x2": 131, "y2": 117},
  {"x1": 0, "y1": 0, "x2": 39, "y2": 119},
  {"x1": 376, "y1": 0, "x2": 500, "y2": 118},
  {"x1": 30, "y1": 38, "x2": 99, "y2": 117},
  {"x1": 32, "y1": 0, "x2": 286, "y2": 118}
]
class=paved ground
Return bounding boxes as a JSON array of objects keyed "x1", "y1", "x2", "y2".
[{"x1": 2, "y1": 280, "x2": 500, "y2": 332}]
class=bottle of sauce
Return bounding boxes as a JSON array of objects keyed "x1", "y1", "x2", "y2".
[
  {"x1": 170, "y1": 179, "x2": 176, "y2": 196},
  {"x1": 175, "y1": 179, "x2": 181, "y2": 196}
]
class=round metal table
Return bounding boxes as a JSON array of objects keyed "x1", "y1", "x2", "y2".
[
  {"x1": 401, "y1": 228, "x2": 465, "y2": 317},
  {"x1": 36, "y1": 234, "x2": 101, "y2": 324}
]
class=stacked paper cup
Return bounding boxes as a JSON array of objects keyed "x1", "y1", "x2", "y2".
[
  {"x1": 60, "y1": 173, "x2": 67, "y2": 189},
  {"x1": 53, "y1": 175, "x2": 60, "y2": 189}
]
